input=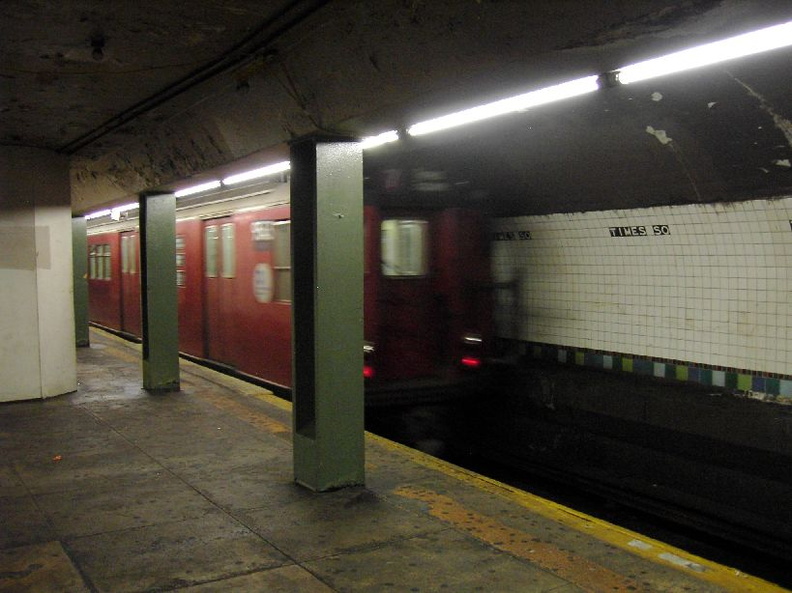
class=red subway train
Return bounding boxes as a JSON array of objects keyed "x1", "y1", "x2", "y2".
[{"x1": 86, "y1": 177, "x2": 492, "y2": 404}]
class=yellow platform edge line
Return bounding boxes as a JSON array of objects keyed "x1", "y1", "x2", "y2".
[{"x1": 369, "y1": 434, "x2": 787, "y2": 593}]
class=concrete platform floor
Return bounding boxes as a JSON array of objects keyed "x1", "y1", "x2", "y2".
[{"x1": 0, "y1": 329, "x2": 787, "y2": 593}]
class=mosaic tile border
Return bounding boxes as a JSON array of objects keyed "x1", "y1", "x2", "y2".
[{"x1": 508, "y1": 340, "x2": 792, "y2": 402}]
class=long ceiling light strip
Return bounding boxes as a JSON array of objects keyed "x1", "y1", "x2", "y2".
[
  {"x1": 407, "y1": 76, "x2": 600, "y2": 137},
  {"x1": 174, "y1": 180, "x2": 222, "y2": 198},
  {"x1": 222, "y1": 160, "x2": 292, "y2": 186},
  {"x1": 406, "y1": 20, "x2": 792, "y2": 137},
  {"x1": 617, "y1": 20, "x2": 792, "y2": 84},
  {"x1": 360, "y1": 130, "x2": 400, "y2": 149}
]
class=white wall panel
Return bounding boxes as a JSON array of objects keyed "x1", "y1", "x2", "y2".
[{"x1": 492, "y1": 197, "x2": 792, "y2": 378}]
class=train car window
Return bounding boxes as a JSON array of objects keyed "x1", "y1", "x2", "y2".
[
  {"x1": 221, "y1": 223, "x2": 235, "y2": 278},
  {"x1": 89, "y1": 246, "x2": 97, "y2": 279},
  {"x1": 381, "y1": 219, "x2": 428, "y2": 277},
  {"x1": 129, "y1": 237, "x2": 136, "y2": 274},
  {"x1": 175, "y1": 235, "x2": 185, "y2": 287},
  {"x1": 121, "y1": 236, "x2": 130, "y2": 274},
  {"x1": 273, "y1": 221, "x2": 291, "y2": 302},
  {"x1": 205, "y1": 226, "x2": 218, "y2": 278}
]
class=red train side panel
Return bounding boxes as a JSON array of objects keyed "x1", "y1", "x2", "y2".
[
  {"x1": 203, "y1": 216, "x2": 237, "y2": 366},
  {"x1": 175, "y1": 218, "x2": 205, "y2": 358},
  {"x1": 232, "y1": 205, "x2": 292, "y2": 387},
  {"x1": 119, "y1": 231, "x2": 141, "y2": 336},
  {"x1": 87, "y1": 232, "x2": 122, "y2": 331}
]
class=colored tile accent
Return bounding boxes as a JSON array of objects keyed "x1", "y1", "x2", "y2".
[
  {"x1": 766, "y1": 378, "x2": 781, "y2": 396},
  {"x1": 522, "y1": 342, "x2": 789, "y2": 400},
  {"x1": 586, "y1": 353, "x2": 603, "y2": 368},
  {"x1": 737, "y1": 374, "x2": 752, "y2": 392},
  {"x1": 751, "y1": 376, "x2": 766, "y2": 393}
]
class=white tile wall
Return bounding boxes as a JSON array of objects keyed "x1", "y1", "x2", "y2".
[{"x1": 492, "y1": 197, "x2": 792, "y2": 376}]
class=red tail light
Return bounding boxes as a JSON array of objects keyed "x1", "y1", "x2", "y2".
[
  {"x1": 460, "y1": 356, "x2": 482, "y2": 369},
  {"x1": 363, "y1": 365, "x2": 375, "y2": 379}
]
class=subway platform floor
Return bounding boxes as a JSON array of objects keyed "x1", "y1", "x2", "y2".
[{"x1": 0, "y1": 329, "x2": 786, "y2": 593}]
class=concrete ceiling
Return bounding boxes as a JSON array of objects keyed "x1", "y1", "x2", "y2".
[{"x1": 2, "y1": 0, "x2": 791, "y2": 215}]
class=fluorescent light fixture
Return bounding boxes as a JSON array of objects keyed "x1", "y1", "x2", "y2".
[
  {"x1": 174, "y1": 180, "x2": 221, "y2": 198},
  {"x1": 360, "y1": 130, "x2": 399, "y2": 150},
  {"x1": 223, "y1": 160, "x2": 291, "y2": 185},
  {"x1": 618, "y1": 20, "x2": 792, "y2": 84},
  {"x1": 407, "y1": 75, "x2": 600, "y2": 136},
  {"x1": 85, "y1": 209, "x2": 112, "y2": 220}
]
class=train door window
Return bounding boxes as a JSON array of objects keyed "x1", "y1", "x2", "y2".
[
  {"x1": 221, "y1": 223, "x2": 235, "y2": 278},
  {"x1": 381, "y1": 219, "x2": 428, "y2": 277},
  {"x1": 205, "y1": 226, "x2": 218, "y2": 277},
  {"x1": 121, "y1": 236, "x2": 136, "y2": 274},
  {"x1": 273, "y1": 221, "x2": 291, "y2": 301},
  {"x1": 89, "y1": 245, "x2": 97, "y2": 279},
  {"x1": 101, "y1": 244, "x2": 112, "y2": 280},
  {"x1": 128, "y1": 237, "x2": 136, "y2": 274},
  {"x1": 176, "y1": 235, "x2": 186, "y2": 287}
]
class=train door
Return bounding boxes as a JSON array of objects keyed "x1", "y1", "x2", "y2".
[
  {"x1": 376, "y1": 216, "x2": 440, "y2": 380},
  {"x1": 119, "y1": 231, "x2": 141, "y2": 336},
  {"x1": 203, "y1": 217, "x2": 237, "y2": 366}
]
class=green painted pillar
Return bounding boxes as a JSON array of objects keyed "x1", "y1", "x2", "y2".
[
  {"x1": 139, "y1": 193, "x2": 180, "y2": 392},
  {"x1": 72, "y1": 216, "x2": 90, "y2": 347},
  {"x1": 290, "y1": 135, "x2": 365, "y2": 491}
]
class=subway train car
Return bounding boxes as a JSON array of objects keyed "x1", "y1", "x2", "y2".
[{"x1": 86, "y1": 177, "x2": 492, "y2": 404}]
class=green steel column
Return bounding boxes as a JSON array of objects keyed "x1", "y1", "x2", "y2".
[
  {"x1": 290, "y1": 136, "x2": 365, "y2": 491},
  {"x1": 72, "y1": 216, "x2": 90, "y2": 347},
  {"x1": 139, "y1": 193, "x2": 180, "y2": 392}
]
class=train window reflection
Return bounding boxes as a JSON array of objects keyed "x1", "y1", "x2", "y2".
[
  {"x1": 273, "y1": 220, "x2": 291, "y2": 302},
  {"x1": 381, "y1": 219, "x2": 428, "y2": 277},
  {"x1": 221, "y1": 223, "x2": 235, "y2": 278}
]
